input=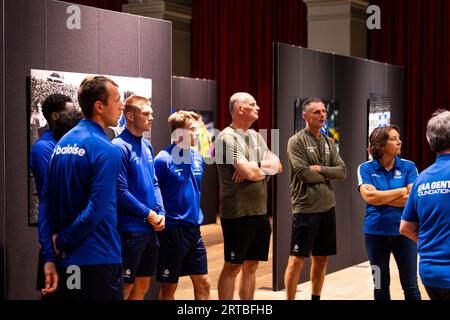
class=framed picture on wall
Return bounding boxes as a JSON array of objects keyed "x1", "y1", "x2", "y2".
[
  {"x1": 27, "y1": 69, "x2": 152, "y2": 226},
  {"x1": 367, "y1": 93, "x2": 391, "y2": 160},
  {"x1": 294, "y1": 97, "x2": 340, "y2": 151},
  {"x1": 196, "y1": 110, "x2": 215, "y2": 159}
]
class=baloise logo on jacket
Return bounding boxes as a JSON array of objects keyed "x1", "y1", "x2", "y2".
[{"x1": 54, "y1": 144, "x2": 86, "y2": 157}]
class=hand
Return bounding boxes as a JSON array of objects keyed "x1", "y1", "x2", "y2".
[
  {"x1": 309, "y1": 165, "x2": 321, "y2": 173},
  {"x1": 261, "y1": 151, "x2": 280, "y2": 175},
  {"x1": 400, "y1": 187, "x2": 409, "y2": 196},
  {"x1": 147, "y1": 210, "x2": 165, "y2": 231},
  {"x1": 363, "y1": 184, "x2": 376, "y2": 191},
  {"x1": 42, "y1": 262, "x2": 58, "y2": 295},
  {"x1": 263, "y1": 150, "x2": 275, "y2": 160},
  {"x1": 52, "y1": 234, "x2": 60, "y2": 256},
  {"x1": 146, "y1": 210, "x2": 158, "y2": 226},
  {"x1": 153, "y1": 215, "x2": 165, "y2": 232},
  {"x1": 232, "y1": 170, "x2": 245, "y2": 183}
]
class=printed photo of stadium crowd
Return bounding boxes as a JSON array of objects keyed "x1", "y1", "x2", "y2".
[{"x1": 28, "y1": 69, "x2": 152, "y2": 225}]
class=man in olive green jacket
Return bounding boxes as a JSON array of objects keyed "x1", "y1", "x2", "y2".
[{"x1": 284, "y1": 98, "x2": 346, "y2": 300}]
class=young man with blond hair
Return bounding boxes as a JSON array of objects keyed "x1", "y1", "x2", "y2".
[
  {"x1": 154, "y1": 110, "x2": 211, "y2": 300},
  {"x1": 112, "y1": 95, "x2": 166, "y2": 300}
]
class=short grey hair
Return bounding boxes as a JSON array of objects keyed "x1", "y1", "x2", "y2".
[
  {"x1": 229, "y1": 92, "x2": 251, "y2": 114},
  {"x1": 426, "y1": 109, "x2": 450, "y2": 153},
  {"x1": 302, "y1": 97, "x2": 324, "y2": 113}
]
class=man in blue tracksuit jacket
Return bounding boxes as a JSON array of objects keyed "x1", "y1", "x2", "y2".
[
  {"x1": 112, "y1": 95, "x2": 166, "y2": 300},
  {"x1": 30, "y1": 94, "x2": 74, "y2": 293},
  {"x1": 38, "y1": 76, "x2": 125, "y2": 300},
  {"x1": 30, "y1": 94, "x2": 74, "y2": 200},
  {"x1": 154, "y1": 110, "x2": 211, "y2": 300},
  {"x1": 401, "y1": 110, "x2": 450, "y2": 300}
]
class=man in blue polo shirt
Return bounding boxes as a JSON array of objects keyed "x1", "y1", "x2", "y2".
[
  {"x1": 112, "y1": 95, "x2": 165, "y2": 300},
  {"x1": 401, "y1": 110, "x2": 450, "y2": 300},
  {"x1": 38, "y1": 76, "x2": 125, "y2": 299},
  {"x1": 154, "y1": 110, "x2": 211, "y2": 300}
]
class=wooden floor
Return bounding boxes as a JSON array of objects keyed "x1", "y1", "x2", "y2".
[{"x1": 173, "y1": 220, "x2": 429, "y2": 300}]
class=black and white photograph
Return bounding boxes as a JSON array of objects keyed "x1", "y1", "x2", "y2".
[{"x1": 28, "y1": 69, "x2": 152, "y2": 226}]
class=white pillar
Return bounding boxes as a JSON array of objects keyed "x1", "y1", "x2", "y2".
[{"x1": 304, "y1": 0, "x2": 369, "y2": 58}]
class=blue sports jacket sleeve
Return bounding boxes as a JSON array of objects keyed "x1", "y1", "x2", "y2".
[
  {"x1": 115, "y1": 144, "x2": 152, "y2": 219},
  {"x1": 38, "y1": 173, "x2": 56, "y2": 263},
  {"x1": 152, "y1": 168, "x2": 166, "y2": 217},
  {"x1": 31, "y1": 151, "x2": 50, "y2": 200}
]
